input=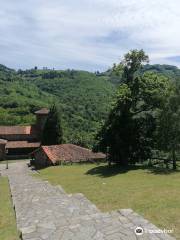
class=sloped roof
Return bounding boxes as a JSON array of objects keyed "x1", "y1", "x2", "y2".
[
  {"x1": 0, "y1": 126, "x2": 37, "y2": 135},
  {"x1": 41, "y1": 144, "x2": 105, "y2": 163},
  {"x1": 6, "y1": 141, "x2": 40, "y2": 149},
  {"x1": 34, "y1": 108, "x2": 49, "y2": 115}
]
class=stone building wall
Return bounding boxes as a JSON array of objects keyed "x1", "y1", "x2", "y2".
[
  {"x1": 33, "y1": 148, "x2": 53, "y2": 169},
  {"x1": 0, "y1": 140, "x2": 7, "y2": 161}
]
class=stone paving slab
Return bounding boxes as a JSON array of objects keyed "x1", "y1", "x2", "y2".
[{"x1": 0, "y1": 162, "x2": 176, "y2": 240}]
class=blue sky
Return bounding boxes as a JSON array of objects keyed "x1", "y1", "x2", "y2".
[{"x1": 0, "y1": 0, "x2": 180, "y2": 71}]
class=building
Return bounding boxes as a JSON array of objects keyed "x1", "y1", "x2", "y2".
[
  {"x1": 31, "y1": 144, "x2": 106, "y2": 169},
  {"x1": 0, "y1": 108, "x2": 49, "y2": 160}
]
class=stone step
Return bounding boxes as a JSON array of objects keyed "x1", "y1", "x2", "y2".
[
  {"x1": 109, "y1": 209, "x2": 175, "y2": 240},
  {"x1": 21, "y1": 212, "x2": 136, "y2": 240},
  {"x1": 21, "y1": 210, "x2": 175, "y2": 240}
]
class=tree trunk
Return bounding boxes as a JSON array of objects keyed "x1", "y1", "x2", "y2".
[
  {"x1": 172, "y1": 149, "x2": 177, "y2": 170},
  {"x1": 121, "y1": 151, "x2": 129, "y2": 167}
]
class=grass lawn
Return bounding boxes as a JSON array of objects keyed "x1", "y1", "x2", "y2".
[
  {"x1": 0, "y1": 177, "x2": 20, "y2": 240},
  {"x1": 38, "y1": 163, "x2": 180, "y2": 239}
]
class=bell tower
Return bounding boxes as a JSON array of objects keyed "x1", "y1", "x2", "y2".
[{"x1": 34, "y1": 108, "x2": 49, "y2": 136}]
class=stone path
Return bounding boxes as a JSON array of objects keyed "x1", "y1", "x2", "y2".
[{"x1": 0, "y1": 162, "x2": 175, "y2": 240}]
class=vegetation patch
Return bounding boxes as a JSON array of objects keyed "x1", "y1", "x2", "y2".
[
  {"x1": 0, "y1": 62, "x2": 180, "y2": 148},
  {"x1": 0, "y1": 177, "x2": 19, "y2": 240}
]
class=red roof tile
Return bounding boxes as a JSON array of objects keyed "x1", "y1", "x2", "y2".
[
  {"x1": 41, "y1": 144, "x2": 105, "y2": 163},
  {"x1": 0, "y1": 126, "x2": 37, "y2": 135},
  {"x1": 6, "y1": 141, "x2": 40, "y2": 149}
]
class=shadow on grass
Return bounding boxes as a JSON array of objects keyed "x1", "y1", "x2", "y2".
[
  {"x1": 148, "y1": 167, "x2": 180, "y2": 175},
  {"x1": 86, "y1": 163, "x2": 180, "y2": 178},
  {"x1": 86, "y1": 164, "x2": 148, "y2": 178}
]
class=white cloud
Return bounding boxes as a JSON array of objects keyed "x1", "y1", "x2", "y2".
[{"x1": 0, "y1": 0, "x2": 180, "y2": 71}]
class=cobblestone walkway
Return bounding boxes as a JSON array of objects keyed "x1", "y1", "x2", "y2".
[{"x1": 0, "y1": 162, "x2": 175, "y2": 240}]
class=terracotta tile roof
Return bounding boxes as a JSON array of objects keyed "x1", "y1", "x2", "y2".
[
  {"x1": 34, "y1": 108, "x2": 49, "y2": 115},
  {"x1": 41, "y1": 144, "x2": 105, "y2": 163},
  {"x1": 0, "y1": 126, "x2": 37, "y2": 135},
  {"x1": 6, "y1": 141, "x2": 40, "y2": 149}
]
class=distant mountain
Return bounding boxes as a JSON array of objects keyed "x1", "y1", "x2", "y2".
[{"x1": 0, "y1": 64, "x2": 179, "y2": 147}]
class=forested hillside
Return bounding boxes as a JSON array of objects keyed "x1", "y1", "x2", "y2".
[{"x1": 0, "y1": 64, "x2": 179, "y2": 147}]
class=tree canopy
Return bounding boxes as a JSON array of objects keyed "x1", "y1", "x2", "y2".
[
  {"x1": 0, "y1": 60, "x2": 179, "y2": 152},
  {"x1": 41, "y1": 105, "x2": 63, "y2": 145},
  {"x1": 155, "y1": 83, "x2": 180, "y2": 169},
  {"x1": 95, "y1": 50, "x2": 176, "y2": 167}
]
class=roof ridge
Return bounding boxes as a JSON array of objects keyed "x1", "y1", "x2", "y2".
[{"x1": 40, "y1": 144, "x2": 105, "y2": 163}]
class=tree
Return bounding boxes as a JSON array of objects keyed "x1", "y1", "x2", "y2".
[
  {"x1": 156, "y1": 84, "x2": 180, "y2": 169},
  {"x1": 42, "y1": 105, "x2": 63, "y2": 145},
  {"x1": 95, "y1": 50, "x2": 172, "y2": 166}
]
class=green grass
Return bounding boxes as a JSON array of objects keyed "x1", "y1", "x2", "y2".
[
  {"x1": 38, "y1": 163, "x2": 180, "y2": 239},
  {"x1": 0, "y1": 177, "x2": 19, "y2": 240}
]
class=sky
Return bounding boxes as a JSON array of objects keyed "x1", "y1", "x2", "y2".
[{"x1": 0, "y1": 0, "x2": 180, "y2": 71}]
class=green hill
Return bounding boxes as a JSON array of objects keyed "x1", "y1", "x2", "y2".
[
  {"x1": 0, "y1": 66, "x2": 116, "y2": 147},
  {"x1": 0, "y1": 64, "x2": 179, "y2": 147}
]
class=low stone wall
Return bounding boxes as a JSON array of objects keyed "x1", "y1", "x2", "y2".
[{"x1": 6, "y1": 155, "x2": 29, "y2": 160}]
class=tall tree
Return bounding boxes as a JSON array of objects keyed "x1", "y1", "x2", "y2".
[
  {"x1": 42, "y1": 105, "x2": 63, "y2": 145},
  {"x1": 156, "y1": 83, "x2": 180, "y2": 169},
  {"x1": 95, "y1": 50, "x2": 171, "y2": 166}
]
